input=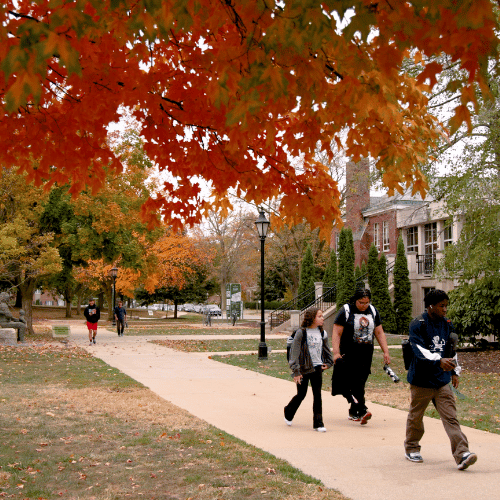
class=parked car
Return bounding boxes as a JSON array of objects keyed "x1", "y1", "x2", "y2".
[
  {"x1": 183, "y1": 303, "x2": 195, "y2": 312},
  {"x1": 204, "y1": 305, "x2": 222, "y2": 316}
]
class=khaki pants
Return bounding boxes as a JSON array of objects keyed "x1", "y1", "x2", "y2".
[{"x1": 404, "y1": 383, "x2": 469, "y2": 464}]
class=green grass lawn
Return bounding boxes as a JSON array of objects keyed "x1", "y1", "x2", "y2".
[
  {"x1": 152, "y1": 338, "x2": 286, "y2": 352},
  {"x1": 0, "y1": 344, "x2": 346, "y2": 500},
  {"x1": 127, "y1": 325, "x2": 261, "y2": 336}
]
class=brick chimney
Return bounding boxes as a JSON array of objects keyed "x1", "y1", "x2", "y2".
[{"x1": 345, "y1": 158, "x2": 370, "y2": 267}]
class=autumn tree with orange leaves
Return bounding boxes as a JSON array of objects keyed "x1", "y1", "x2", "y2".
[
  {"x1": 75, "y1": 229, "x2": 212, "y2": 319},
  {"x1": 1, "y1": 1, "x2": 499, "y2": 237},
  {"x1": 38, "y1": 128, "x2": 161, "y2": 318}
]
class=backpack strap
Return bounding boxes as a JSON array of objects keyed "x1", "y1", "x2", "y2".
[
  {"x1": 369, "y1": 304, "x2": 376, "y2": 316},
  {"x1": 343, "y1": 303, "x2": 350, "y2": 320},
  {"x1": 417, "y1": 314, "x2": 426, "y2": 335},
  {"x1": 318, "y1": 325, "x2": 327, "y2": 340}
]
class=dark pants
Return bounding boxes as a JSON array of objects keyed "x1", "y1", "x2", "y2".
[
  {"x1": 284, "y1": 366, "x2": 324, "y2": 428},
  {"x1": 348, "y1": 367, "x2": 371, "y2": 416},
  {"x1": 405, "y1": 384, "x2": 470, "y2": 464},
  {"x1": 343, "y1": 347, "x2": 373, "y2": 417},
  {"x1": 117, "y1": 319, "x2": 125, "y2": 335}
]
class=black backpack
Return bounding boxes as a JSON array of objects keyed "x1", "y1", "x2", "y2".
[{"x1": 402, "y1": 315, "x2": 424, "y2": 370}]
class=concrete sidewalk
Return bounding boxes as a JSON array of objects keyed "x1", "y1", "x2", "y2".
[{"x1": 66, "y1": 321, "x2": 500, "y2": 500}]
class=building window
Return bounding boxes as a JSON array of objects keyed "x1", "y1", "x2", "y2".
[
  {"x1": 382, "y1": 221, "x2": 390, "y2": 252},
  {"x1": 373, "y1": 222, "x2": 380, "y2": 249},
  {"x1": 406, "y1": 226, "x2": 418, "y2": 252},
  {"x1": 424, "y1": 222, "x2": 438, "y2": 255},
  {"x1": 443, "y1": 221, "x2": 453, "y2": 248}
]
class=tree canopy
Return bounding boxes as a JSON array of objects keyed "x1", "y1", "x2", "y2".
[{"x1": 2, "y1": 1, "x2": 499, "y2": 235}]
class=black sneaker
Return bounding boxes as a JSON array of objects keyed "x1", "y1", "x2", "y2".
[
  {"x1": 93, "y1": 339, "x2": 96, "y2": 344},
  {"x1": 457, "y1": 452, "x2": 477, "y2": 470},
  {"x1": 348, "y1": 414, "x2": 361, "y2": 422}
]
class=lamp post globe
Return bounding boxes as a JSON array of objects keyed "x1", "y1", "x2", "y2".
[{"x1": 254, "y1": 209, "x2": 270, "y2": 360}]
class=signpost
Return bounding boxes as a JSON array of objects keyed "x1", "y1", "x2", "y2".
[{"x1": 226, "y1": 283, "x2": 242, "y2": 321}]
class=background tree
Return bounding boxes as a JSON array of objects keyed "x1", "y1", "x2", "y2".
[
  {"x1": 367, "y1": 244, "x2": 381, "y2": 303},
  {"x1": 376, "y1": 253, "x2": 397, "y2": 334},
  {"x1": 336, "y1": 228, "x2": 356, "y2": 308},
  {"x1": 37, "y1": 128, "x2": 159, "y2": 317},
  {"x1": 393, "y1": 236, "x2": 413, "y2": 335},
  {"x1": 323, "y1": 249, "x2": 337, "y2": 305},
  {"x1": 265, "y1": 220, "x2": 328, "y2": 298},
  {"x1": 262, "y1": 267, "x2": 287, "y2": 302},
  {"x1": 415, "y1": 60, "x2": 500, "y2": 340},
  {"x1": 448, "y1": 277, "x2": 500, "y2": 344},
  {"x1": 192, "y1": 208, "x2": 256, "y2": 312},
  {"x1": 0, "y1": 168, "x2": 62, "y2": 333},
  {"x1": 2, "y1": 1, "x2": 498, "y2": 234},
  {"x1": 135, "y1": 264, "x2": 219, "y2": 319},
  {"x1": 297, "y1": 244, "x2": 316, "y2": 309},
  {"x1": 355, "y1": 264, "x2": 366, "y2": 290}
]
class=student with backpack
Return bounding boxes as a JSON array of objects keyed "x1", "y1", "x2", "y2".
[
  {"x1": 331, "y1": 288, "x2": 391, "y2": 424},
  {"x1": 404, "y1": 289, "x2": 477, "y2": 470},
  {"x1": 284, "y1": 308, "x2": 334, "y2": 432}
]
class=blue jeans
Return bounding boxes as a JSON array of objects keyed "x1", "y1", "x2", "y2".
[{"x1": 284, "y1": 365, "x2": 324, "y2": 428}]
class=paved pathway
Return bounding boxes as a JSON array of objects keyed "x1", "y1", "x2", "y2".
[{"x1": 61, "y1": 321, "x2": 500, "y2": 500}]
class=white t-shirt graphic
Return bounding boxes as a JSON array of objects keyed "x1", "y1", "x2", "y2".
[{"x1": 352, "y1": 313, "x2": 375, "y2": 344}]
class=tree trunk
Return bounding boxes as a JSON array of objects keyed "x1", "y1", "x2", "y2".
[
  {"x1": 75, "y1": 286, "x2": 82, "y2": 316},
  {"x1": 15, "y1": 286, "x2": 23, "y2": 308},
  {"x1": 98, "y1": 291, "x2": 104, "y2": 310},
  {"x1": 19, "y1": 278, "x2": 36, "y2": 336},
  {"x1": 64, "y1": 284, "x2": 73, "y2": 318},
  {"x1": 221, "y1": 281, "x2": 227, "y2": 313}
]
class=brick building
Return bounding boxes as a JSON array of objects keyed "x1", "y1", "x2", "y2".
[
  {"x1": 333, "y1": 159, "x2": 460, "y2": 316},
  {"x1": 33, "y1": 290, "x2": 65, "y2": 306}
]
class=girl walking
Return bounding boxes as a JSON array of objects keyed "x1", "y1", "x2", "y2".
[{"x1": 284, "y1": 308, "x2": 334, "y2": 431}]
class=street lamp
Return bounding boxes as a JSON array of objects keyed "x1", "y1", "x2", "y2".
[
  {"x1": 255, "y1": 209, "x2": 270, "y2": 360},
  {"x1": 109, "y1": 266, "x2": 118, "y2": 326}
]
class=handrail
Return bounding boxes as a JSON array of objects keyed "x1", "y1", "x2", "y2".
[
  {"x1": 269, "y1": 285, "x2": 317, "y2": 330},
  {"x1": 270, "y1": 260, "x2": 394, "y2": 330}
]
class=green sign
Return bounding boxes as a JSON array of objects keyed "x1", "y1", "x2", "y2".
[{"x1": 226, "y1": 283, "x2": 242, "y2": 319}]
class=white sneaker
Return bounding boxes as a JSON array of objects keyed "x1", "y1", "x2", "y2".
[
  {"x1": 284, "y1": 417, "x2": 292, "y2": 426},
  {"x1": 315, "y1": 426, "x2": 327, "y2": 432}
]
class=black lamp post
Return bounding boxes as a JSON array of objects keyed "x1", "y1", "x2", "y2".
[
  {"x1": 109, "y1": 266, "x2": 118, "y2": 326},
  {"x1": 255, "y1": 209, "x2": 270, "y2": 360}
]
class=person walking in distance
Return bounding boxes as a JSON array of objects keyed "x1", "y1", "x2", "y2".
[
  {"x1": 404, "y1": 289, "x2": 477, "y2": 470},
  {"x1": 114, "y1": 300, "x2": 127, "y2": 337},
  {"x1": 284, "y1": 308, "x2": 334, "y2": 432},
  {"x1": 83, "y1": 299, "x2": 100, "y2": 345}
]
